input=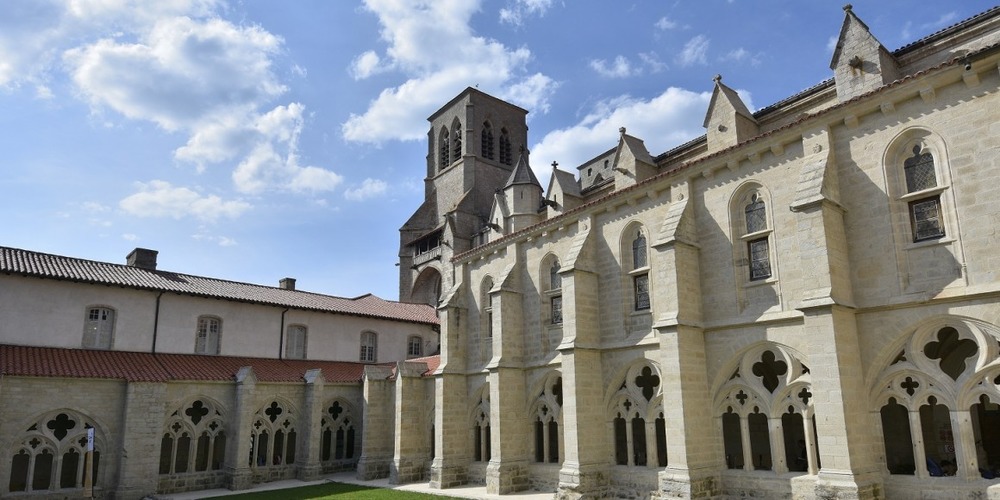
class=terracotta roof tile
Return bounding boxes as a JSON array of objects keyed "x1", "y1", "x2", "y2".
[
  {"x1": 0, "y1": 246, "x2": 438, "y2": 326},
  {"x1": 0, "y1": 344, "x2": 372, "y2": 384}
]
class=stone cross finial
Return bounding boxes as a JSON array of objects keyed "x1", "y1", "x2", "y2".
[
  {"x1": 713, "y1": 74, "x2": 722, "y2": 84},
  {"x1": 843, "y1": 4, "x2": 852, "y2": 12},
  {"x1": 551, "y1": 161, "x2": 558, "y2": 169},
  {"x1": 619, "y1": 126, "x2": 626, "y2": 135}
]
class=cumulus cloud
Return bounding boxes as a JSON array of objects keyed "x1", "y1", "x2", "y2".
[
  {"x1": 342, "y1": 0, "x2": 557, "y2": 143},
  {"x1": 119, "y1": 180, "x2": 251, "y2": 221},
  {"x1": 677, "y1": 35, "x2": 709, "y2": 67},
  {"x1": 344, "y1": 178, "x2": 388, "y2": 201},
  {"x1": 500, "y1": 0, "x2": 554, "y2": 26},
  {"x1": 350, "y1": 50, "x2": 384, "y2": 79},
  {"x1": 590, "y1": 56, "x2": 638, "y2": 78},
  {"x1": 530, "y1": 87, "x2": 712, "y2": 182}
]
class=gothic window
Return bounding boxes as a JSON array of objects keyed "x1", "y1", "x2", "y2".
[
  {"x1": 360, "y1": 331, "x2": 377, "y2": 363},
  {"x1": 920, "y1": 397, "x2": 954, "y2": 476},
  {"x1": 744, "y1": 194, "x2": 771, "y2": 281},
  {"x1": 472, "y1": 396, "x2": 491, "y2": 462},
  {"x1": 407, "y1": 335, "x2": 423, "y2": 357},
  {"x1": 195, "y1": 316, "x2": 221, "y2": 355},
  {"x1": 285, "y1": 325, "x2": 307, "y2": 359},
  {"x1": 543, "y1": 257, "x2": 563, "y2": 327},
  {"x1": 8, "y1": 411, "x2": 102, "y2": 493},
  {"x1": 439, "y1": 128, "x2": 450, "y2": 169},
  {"x1": 971, "y1": 395, "x2": 1000, "y2": 473},
  {"x1": 249, "y1": 401, "x2": 296, "y2": 468},
  {"x1": 452, "y1": 121, "x2": 462, "y2": 160},
  {"x1": 716, "y1": 344, "x2": 817, "y2": 474},
  {"x1": 608, "y1": 363, "x2": 666, "y2": 468},
  {"x1": 722, "y1": 407, "x2": 743, "y2": 469},
  {"x1": 551, "y1": 296, "x2": 563, "y2": 326},
  {"x1": 629, "y1": 229, "x2": 650, "y2": 311},
  {"x1": 321, "y1": 401, "x2": 357, "y2": 463},
  {"x1": 532, "y1": 375, "x2": 563, "y2": 464},
  {"x1": 481, "y1": 277, "x2": 494, "y2": 339},
  {"x1": 880, "y1": 398, "x2": 915, "y2": 475},
  {"x1": 481, "y1": 121, "x2": 494, "y2": 160},
  {"x1": 159, "y1": 399, "x2": 226, "y2": 475},
  {"x1": 903, "y1": 145, "x2": 944, "y2": 241},
  {"x1": 499, "y1": 128, "x2": 512, "y2": 165},
  {"x1": 83, "y1": 306, "x2": 115, "y2": 349}
]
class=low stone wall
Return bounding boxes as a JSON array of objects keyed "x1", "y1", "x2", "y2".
[
  {"x1": 608, "y1": 466, "x2": 659, "y2": 499},
  {"x1": 157, "y1": 470, "x2": 227, "y2": 494}
]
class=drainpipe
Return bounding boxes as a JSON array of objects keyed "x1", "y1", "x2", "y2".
[
  {"x1": 152, "y1": 291, "x2": 164, "y2": 353},
  {"x1": 278, "y1": 308, "x2": 289, "y2": 359}
]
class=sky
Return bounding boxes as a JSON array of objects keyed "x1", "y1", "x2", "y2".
[{"x1": 0, "y1": 1, "x2": 989, "y2": 301}]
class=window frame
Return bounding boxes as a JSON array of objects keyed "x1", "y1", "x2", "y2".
[
  {"x1": 407, "y1": 335, "x2": 423, "y2": 358},
  {"x1": 359, "y1": 331, "x2": 378, "y2": 363},
  {"x1": 285, "y1": 324, "x2": 307, "y2": 360},
  {"x1": 195, "y1": 316, "x2": 222, "y2": 355},
  {"x1": 83, "y1": 306, "x2": 116, "y2": 350}
]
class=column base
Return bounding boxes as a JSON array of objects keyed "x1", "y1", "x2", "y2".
[
  {"x1": 356, "y1": 455, "x2": 391, "y2": 480},
  {"x1": 656, "y1": 467, "x2": 721, "y2": 499},
  {"x1": 225, "y1": 467, "x2": 253, "y2": 491},
  {"x1": 430, "y1": 458, "x2": 468, "y2": 489},
  {"x1": 390, "y1": 456, "x2": 428, "y2": 484},
  {"x1": 815, "y1": 470, "x2": 883, "y2": 500},
  {"x1": 296, "y1": 462, "x2": 323, "y2": 482},
  {"x1": 556, "y1": 462, "x2": 609, "y2": 499},
  {"x1": 486, "y1": 460, "x2": 529, "y2": 494}
]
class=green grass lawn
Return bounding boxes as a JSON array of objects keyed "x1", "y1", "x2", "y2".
[{"x1": 202, "y1": 481, "x2": 457, "y2": 500}]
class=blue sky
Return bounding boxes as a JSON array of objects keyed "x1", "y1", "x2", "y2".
[{"x1": 0, "y1": 1, "x2": 987, "y2": 300}]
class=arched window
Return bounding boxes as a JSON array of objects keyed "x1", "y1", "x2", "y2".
[
  {"x1": 452, "y1": 121, "x2": 462, "y2": 160},
  {"x1": 903, "y1": 145, "x2": 944, "y2": 241},
  {"x1": 249, "y1": 401, "x2": 296, "y2": 468},
  {"x1": 360, "y1": 331, "x2": 377, "y2": 363},
  {"x1": 744, "y1": 193, "x2": 771, "y2": 281},
  {"x1": 532, "y1": 375, "x2": 563, "y2": 464},
  {"x1": 544, "y1": 257, "x2": 563, "y2": 326},
  {"x1": 629, "y1": 229, "x2": 650, "y2": 311},
  {"x1": 472, "y1": 394, "x2": 491, "y2": 462},
  {"x1": 8, "y1": 411, "x2": 102, "y2": 493},
  {"x1": 499, "y1": 128, "x2": 512, "y2": 166},
  {"x1": 407, "y1": 335, "x2": 423, "y2": 358},
  {"x1": 83, "y1": 306, "x2": 115, "y2": 349},
  {"x1": 715, "y1": 344, "x2": 818, "y2": 475},
  {"x1": 320, "y1": 400, "x2": 358, "y2": 464},
  {"x1": 608, "y1": 363, "x2": 666, "y2": 468},
  {"x1": 195, "y1": 316, "x2": 221, "y2": 355},
  {"x1": 159, "y1": 399, "x2": 226, "y2": 475},
  {"x1": 481, "y1": 121, "x2": 495, "y2": 160},
  {"x1": 285, "y1": 325, "x2": 307, "y2": 359},
  {"x1": 439, "y1": 128, "x2": 450, "y2": 169}
]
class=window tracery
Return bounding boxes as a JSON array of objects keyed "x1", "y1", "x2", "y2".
[
  {"x1": 532, "y1": 375, "x2": 563, "y2": 464},
  {"x1": 320, "y1": 400, "x2": 358, "y2": 463},
  {"x1": 608, "y1": 362, "x2": 666, "y2": 468},
  {"x1": 159, "y1": 399, "x2": 226, "y2": 475},
  {"x1": 249, "y1": 401, "x2": 297, "y2": 468},
  {"x1": 8, "y1": 411, "x2": 103, "y2": 493}
]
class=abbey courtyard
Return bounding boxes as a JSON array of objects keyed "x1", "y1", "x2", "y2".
[{"x1": 2, "y1": 5, "x2": 1000, "y2": 499}]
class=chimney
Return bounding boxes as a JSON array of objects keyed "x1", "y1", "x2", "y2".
[
  {"x1": 126, "y1": 248, "x2": 158, "y2": 271},
  {"x1": 279, "y1": 277, "x2": 297, "y2": 291}
]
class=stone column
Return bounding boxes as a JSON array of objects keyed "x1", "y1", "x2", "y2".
[
  {"x1": 226, "y1": 366, "x2": 257, "y2": 490},
  {"x1": 652, "y1": 185, "x2": 720, "y2": 499},
  {"x1": 430, "y1": 300, "x2": 469, "y2": 489},
  {"x1": 297, "y1": 369, "x2": 325, "y2": 481},
  {"x1": 391, "y1": 360, "x2": 429, "y2": 484},
  {"x1": 114, "y1": 381, "x2": 167, "y2": 499},
  {"x1": 357, "y1": 365, "x2": 394, "y2": 480},
  {"x1": 556, "y1": 256, "x2": 609, "y2": 499},
  {"x1": 485, "y1": 268, "x2": 528, "y2": 494}
]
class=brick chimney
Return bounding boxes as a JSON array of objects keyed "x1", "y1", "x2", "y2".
[
  {"x1": 279, "y1": 277, "x2": 296, "y2": 290},
  {"x1": 126, "y1": 248, "x2": 158, "y2": 271}
]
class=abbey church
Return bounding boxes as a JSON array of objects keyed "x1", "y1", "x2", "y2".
[{"x1": 1, "y1": 5, "x2": 1000, "y2": 500}]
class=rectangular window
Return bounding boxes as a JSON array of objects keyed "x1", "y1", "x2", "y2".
[
  {"x1": 285, "y1": 325, "x2": 306, "y2": 359},
  {"x1": 83, "y1": 307, "x2": 115, "y2": 349},
  {"x1": 748, "y1": 238, "x2": 772, "y2": 281},
  {"x1": 408, "y1": 336, "x2": 423, "y2": 357},
  {"x1": 196, "y1": 317, "x2": 221, "y2": 355},
  {"x1": 910, "y1": 196, "x2": 945, "y2": 242},
  {"x1": 634, "y1": 274, "x2": 650, "y2": 310},
  {"x1": 551, "y1": 295, "x2": 563, "y2": 325},
  {"x1": 360, "y1": 332, "x2": 377, "y2": 362}
]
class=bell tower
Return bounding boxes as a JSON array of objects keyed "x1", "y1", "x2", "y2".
[{"x1": 398, "y1": 88, "x2": 529, "y2": 306}]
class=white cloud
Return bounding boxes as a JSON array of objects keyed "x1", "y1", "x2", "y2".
[
  {"x1": 342, "y1": 0, "x2": 557, "y2": 144},
  {"x1": 350, "y1": 50, "x2": 384, "y2": 79},
  {"x1": 530, "y1": 87, "x2": 712, "y2": 182},
  {"x1": 590, "y1": 56, "x2": 638, "y2": 78},
  {"x1": 122, "y1": 233, "x2": 138, "y2": 241},
  {"x1": 720, "y1": 47, "x2": 761, "y2": 67},
  {"x1": 500, "y1": 0, "x2": 554, "y2": 26},
  {"x1": 677, "y1": 35, "x2": 709, "y2": 67},
  {"x1": 826, "y1": 35, "x2": 838, "y2": 53},
  {"x1": 192, "y1": 232, "x2": 238, "y2": 246},
  {"x1": 344, "y1": 178, "x2": 389, "y2": 201},
  {"x1": 638, "y1": 52, "x2": 666, "y2": 73},
  {"x1": 119, "y1": 180, "x2": 251, "y2": 221},
  {"x1": 655, "y1": 16, "x2": 678, "y2": 30}
]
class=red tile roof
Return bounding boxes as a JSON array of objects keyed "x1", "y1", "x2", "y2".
[
  {"x1": 0, "y1": 344, "x2": 376, "y2": 384},
  {"x1": 0, "y1": 246, "x2": 438, "y2": 326}
]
